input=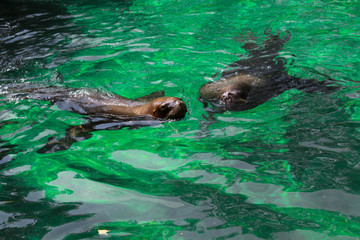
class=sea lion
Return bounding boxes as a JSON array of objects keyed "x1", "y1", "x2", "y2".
[
  {"x1": 199, "y1": 30, "x2": 338, "y2": 112},
  {"x1": 3, "y1": 86, "x2": 187, "y2": 153},
  {"x1": 7, "y1": 86, "x2": 187, "y2": 120}
]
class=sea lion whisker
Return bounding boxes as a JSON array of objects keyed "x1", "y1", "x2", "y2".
[{"x1": 167, "y1": 120, "x2": 179, "y2": 133}]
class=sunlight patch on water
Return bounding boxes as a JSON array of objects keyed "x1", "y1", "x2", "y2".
[
  {"x1": 112, "y1": 150, "x2": 191, "y2": 171},
  {"x1": 3, "y1": 165, "x2": 31, "y2": 176},
  {"x1": 226, "y1": 181, "x2": 360, "y2": 216},
  {"x1": 49, "y1": 171, "x2": 185, "y2": 208}
]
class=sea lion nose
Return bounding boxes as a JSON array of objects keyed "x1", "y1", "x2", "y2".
[
  {"x1": 221, "y1": 91, "x2": 246, "y2": 104},
  {"x1": 221, "y1": 92, "x2": 232, "y2": 103},
  {"x1": 171, "y1": 100, "x2": 182, "y2": 107}
]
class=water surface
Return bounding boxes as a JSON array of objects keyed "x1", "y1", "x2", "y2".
[{"x1": 1, "y1": 0, "x2": 360, "y2": 239}]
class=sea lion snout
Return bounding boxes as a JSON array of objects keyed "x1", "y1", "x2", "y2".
[
  {"x1": 221, "y1": 90, "x2": 247, "y2": 105},
  {"x1": 151, "y1": 97, "x2": 187, "y2": 120}
]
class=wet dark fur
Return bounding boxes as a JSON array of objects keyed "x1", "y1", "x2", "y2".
[{"x1": 199, "y1": 30, "x2": 339, "y2": 112}]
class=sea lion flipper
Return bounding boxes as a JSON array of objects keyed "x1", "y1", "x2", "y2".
[
  {"x1": 294, "y1": 78, "x2": 340, "y2": 93},
  {"x1": 36, "y1": 124, "x2": 93, "y2": 153},
  {"x1": 240, "y1": 42, "x2": 258, "y2": 54},
  {"x1": 134, "y1": 90, "x2": 165, "y2": 102}
]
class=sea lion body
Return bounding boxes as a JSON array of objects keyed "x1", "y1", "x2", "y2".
[
  {"x1": 199, "y1": 30, "x2": 337, "y2": 112},
  {"x1": 9, "y1": 86, "x2": 187, "y2": 120}
]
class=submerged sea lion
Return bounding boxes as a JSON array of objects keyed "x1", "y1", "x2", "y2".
[
  {"x1": 199, "y1": 30, "x2": 338, "y2": 112},
  {"x1": 3, "y1": 86, "x2": 187, "y2": 153}
]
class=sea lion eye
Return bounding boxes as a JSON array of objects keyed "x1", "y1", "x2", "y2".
[
  {"x1": 238, "y1": 91, "x2": 248, "y2": 99},
  {"x1": 160, "y1": 104, "x2": 168, "y2": 111}
]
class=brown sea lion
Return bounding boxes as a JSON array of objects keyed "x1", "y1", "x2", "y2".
[
  {"x1": 199, "y1": 30, "x2": 338, "y2": 112},
  {"x1": 8, "y1": 86, "x2": 187, "y2": 120}
]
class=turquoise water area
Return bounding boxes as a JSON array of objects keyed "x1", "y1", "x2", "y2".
[{"x1": 1, "y1": 0, "x2": 360, "y2": 239}]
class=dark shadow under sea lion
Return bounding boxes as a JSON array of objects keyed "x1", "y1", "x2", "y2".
[
  {"x1": 3, "y1": 86, "x2": 187, "y2": 153},
  {"x1": 199, "y1": 30, "x2": 339, "y2": 112}
]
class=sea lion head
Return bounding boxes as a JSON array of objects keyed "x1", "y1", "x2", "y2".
[
  {"x1": 219, "y1": 83, "x2": 251, "y2": 107},
  {"x1": 150, "y1": 97, "x2": 187, "y2": 120},
  {"x1": 220, "y1": 89, "x2": 247, "y2": 105}
]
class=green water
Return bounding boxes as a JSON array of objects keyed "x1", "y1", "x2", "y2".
[{"x1": 1, "y1": 0, "x2": 360, "y2": 239}]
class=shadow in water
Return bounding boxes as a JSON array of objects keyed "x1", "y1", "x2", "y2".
[
  {"x1": 0, "y1": 120, "x2": 21, "y2": 169},
  {"x1": 0, "y1": 0, "x2": 134, "y2": 80},
  {"x1": 37, "y1": 115, "x2": 163, "y2": 153},
  {"x1": 0, "y1": 0, "x2": 72, "y2": 79}
]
